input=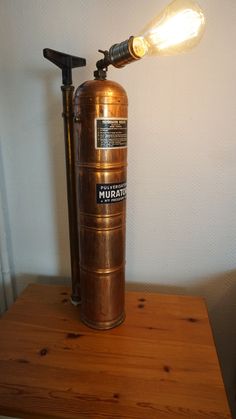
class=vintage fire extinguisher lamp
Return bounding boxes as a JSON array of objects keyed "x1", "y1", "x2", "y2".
[{"x1": 43, "y1": 0, "x2": 205, "y2": 330}]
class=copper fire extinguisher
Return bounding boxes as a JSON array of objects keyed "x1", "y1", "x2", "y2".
[
  {"x1": 73, "y1": 79, "x2": 128, "y2": 329},
  {"x1": 43, "y1": 1, "x2": 206, "y2": 330},
  {"x1": 43, "y1": 41, "x2": 137, "y2": 329}
]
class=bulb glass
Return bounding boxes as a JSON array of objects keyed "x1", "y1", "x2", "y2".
[{"x1": 135, "y1": 0, "x2": 206, "y2": 57}]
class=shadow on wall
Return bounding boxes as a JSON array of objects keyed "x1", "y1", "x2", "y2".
[
  {"x1": 0, "y1": 137, "x2": 17, "y2": 311},
  {"x1": 14, "y1": 269, "x2": 236, "y2": 417}
]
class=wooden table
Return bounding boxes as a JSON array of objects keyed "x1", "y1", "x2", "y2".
[{"x1": 0, "y1": 284, "x2": 231, "y2": 419}]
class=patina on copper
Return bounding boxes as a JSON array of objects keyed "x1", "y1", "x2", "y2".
[{"x1": 74, "y1": 79, "x2": 128, "y2": 329}]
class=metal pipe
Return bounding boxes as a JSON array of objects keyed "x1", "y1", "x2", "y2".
[
  {"x1": 61, "y1": 85, "x2": 81, "y2": 304},
  {"x1": 43, "y1": 48, "x2": 86, "y2": 304}
]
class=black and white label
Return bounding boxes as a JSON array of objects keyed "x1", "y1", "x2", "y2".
[
  {"x1": 96, "y1": 182, "x2": 127, "y2": 204},
  {"x1": 95, "y1": 118, "x2": 127, "y2": 149}
]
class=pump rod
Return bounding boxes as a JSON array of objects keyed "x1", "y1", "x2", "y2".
[{"x1": 43, "y1": 48, "x2": 86, "y2": 304}]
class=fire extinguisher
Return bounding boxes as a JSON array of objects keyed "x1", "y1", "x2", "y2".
[
  {"x1": 43, "y1": 1, "x2": 206, "y2": 331},
  {"x1": 43, "y1": 42, "x2": 135, "y2": 330}
]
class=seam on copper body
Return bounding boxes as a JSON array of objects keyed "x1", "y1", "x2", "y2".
[
  {"x1": 79, "y1": 211, "x2": 125, "y2": 218},
  {"x1": 80, "y1": 264, "x2": 125, "y2": 275},
  {"x1": 76, "y1": 162, "x2": 127, "y2": 170},
  {"x1": 80, "y1": 224, "x2": 124, "y2": 232}
]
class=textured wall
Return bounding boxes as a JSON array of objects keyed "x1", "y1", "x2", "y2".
[{"x1": 0, "y1": 0, "x2": 236, "y2": 416}]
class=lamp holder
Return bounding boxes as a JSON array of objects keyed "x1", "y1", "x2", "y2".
[{"x1": 94, "y1": 36, "x2": 141, "y2": 79}]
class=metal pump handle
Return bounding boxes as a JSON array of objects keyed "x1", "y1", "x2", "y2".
[
  {"x1": 43, "y1": 48, "x2": 86, "y2": 85},
  {"x1": 43, "y1": 47, "x2": 86, "y2": 304}
]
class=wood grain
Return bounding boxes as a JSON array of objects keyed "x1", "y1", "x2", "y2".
[{"x1": 0, "y1": 284, "x2": 232, "y2": 419}]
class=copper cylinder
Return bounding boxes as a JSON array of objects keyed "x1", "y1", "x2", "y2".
[{"x1": 74, "y1": 79, "x2": 128, "y2": 330}]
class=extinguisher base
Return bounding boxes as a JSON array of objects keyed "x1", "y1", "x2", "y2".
[{"x1": 80, "y1": 312, "x2": 125, "y2": 330}]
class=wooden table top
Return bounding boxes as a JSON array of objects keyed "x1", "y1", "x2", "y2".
[{"x1": 0, "y1": 284, "x2": 231, "y2": 419}]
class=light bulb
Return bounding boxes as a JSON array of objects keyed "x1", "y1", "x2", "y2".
[
  {"x1": 95, "y1": 0, "x2": 206, "y2": 75},
  {"x1": 132, "y1": 0, "x2": 206, "y2": 58}
]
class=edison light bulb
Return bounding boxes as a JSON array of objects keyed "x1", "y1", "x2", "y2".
[
  {"x1": 132, "y1": 0, "x2": 206, "y2": 58},
  {"x1": 95, "y1": 0, "x2": 206, "y2": 74}
]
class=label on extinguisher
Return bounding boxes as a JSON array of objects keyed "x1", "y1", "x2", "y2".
[
  {"x1": 95, "y1": 118, "x2": 127, "y2": 149},
  {"x1": 96, "y1": 182, "x2": 127, "y2": 204}
]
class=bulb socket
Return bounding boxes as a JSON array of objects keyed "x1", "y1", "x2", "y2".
[
  {"x1": 95, "y1": 37, "x2": 141, "y2": 73},
  {"x1": 109, "y1": 36, "x2": 141, "y2": 68}
]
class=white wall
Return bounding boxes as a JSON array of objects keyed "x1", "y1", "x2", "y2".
[{"x1": 0, "y1": 0, "x2": 236, "y2": 416}]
